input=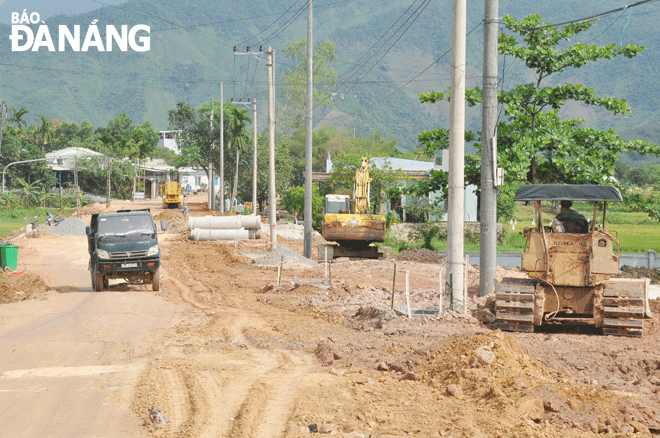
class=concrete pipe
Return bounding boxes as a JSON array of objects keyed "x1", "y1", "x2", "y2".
[
  {"x1": 190, "y1": 228, "x2": 262, "y2": 241},
  {"x1": 188, "y1": 215, "x2": 261, "y2": 231}
]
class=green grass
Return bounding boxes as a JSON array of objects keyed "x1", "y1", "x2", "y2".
[
  {"x1": 0, "y1": 207, "x2": 75, "y2": 238},
  {"x1": 383, "y1": 203, "x2": 660, "y2": 254}
]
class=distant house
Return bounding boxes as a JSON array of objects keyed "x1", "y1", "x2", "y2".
[
  {"x1": 177, "y1": 167, "x2": 221, "y2": 193},
  {"x1": 156, "y1": 130, "x2": 221, "y2": 194},
  {"x1": 46, "y1": 147, "x2": 104, "y2": 190},
  {"x1": 314, "y1": 152, "x2": 478, "y2": 222},
  {"x1": 139, "y1": 158, "x2": 179, "y2": 199},
  {"x1": 158, "y1": 130, "x2": 182, "y2": 154}
]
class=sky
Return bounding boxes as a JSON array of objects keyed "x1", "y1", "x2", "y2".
[{"x1": 0, "y1": 0, "x2": 124, "y2": 24}]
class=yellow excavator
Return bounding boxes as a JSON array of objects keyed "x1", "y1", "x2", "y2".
[
  {"x1": 321, "y1": 157, "x2": 389, "y2": 259},
  {"x1": 495, "y1": 184, "x2": 652, "y2": 337},
  {"x1": 161, "y1": 181, "x2": 183, "y2": 209}
]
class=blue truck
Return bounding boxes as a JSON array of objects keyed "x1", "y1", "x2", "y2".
[{"x1": 86, "y1": 209, "x2": 167, "y2": 291}]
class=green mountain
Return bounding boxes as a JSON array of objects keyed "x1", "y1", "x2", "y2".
[{"x1": 1, "y1": 0, "x2": 659, "y2": 150}]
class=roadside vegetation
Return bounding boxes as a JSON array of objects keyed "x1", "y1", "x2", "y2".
[{"x1": 383, "y1": 201, "x2": 660, "y2": 255}]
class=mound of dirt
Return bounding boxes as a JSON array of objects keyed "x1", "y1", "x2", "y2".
[
  {"x1": 421, "y1": 330, "x2": 559, "y2": 399},
  {"x1": 420, "y1": 330, "x2": 660, "y2": 434},
  {"x1": 0, "y1": 271, "x2": 50, "y2": 303},
  {"x1": 154, "y1": 210, "x2": 188, "y2": 234},
  {"x1": 394, "y1": 248, "x2": 445, "y2": 263},
  {"x1": 175, "y1": 240, "x2": 254, "y2": 271},
  {"x1": 619, "y1": 266, "x2": 660, "y2": 284},
  {"x1": 81, "y1": 203, "x2": 107, "y2": 214}
]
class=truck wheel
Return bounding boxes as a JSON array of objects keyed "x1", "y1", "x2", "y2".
[
  {"x1": 152, "y1": 268, "x2": 160, "y2": 291},
  {"x1": 92, "y1": 271, "x2": 104, "y2": 292}
]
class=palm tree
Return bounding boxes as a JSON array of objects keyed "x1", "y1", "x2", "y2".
[
  {"x1": 225, "y1": 106, "x2": 250, "y2": 209},
  {"x1": 8, "y1": 107, "x2": 28, "y2": 131},
  {"x1": 16, "y1": 177, "x2": 41, "y2": 208},
  {"x1": 37, "y1": 115, "x2": 53, "y2": 153}
]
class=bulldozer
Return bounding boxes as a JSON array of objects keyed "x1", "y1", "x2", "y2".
[
  {"x1": 161, "y1": 181, "x2": 183, "y2": 209},
  {"x1": 495, "y1": 184, "x2": 652, "y2": 337},
  {"x1": 321, "y1": 157, "x2": 389, "y2": 259}
]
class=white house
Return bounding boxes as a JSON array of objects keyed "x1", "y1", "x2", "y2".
[{"x1": 157, "y1": 130, "x2": 182, "y2": 154}]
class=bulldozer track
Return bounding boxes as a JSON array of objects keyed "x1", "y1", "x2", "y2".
[
  {"x1": 495, "y1": 278, "x2": 537, "y2": 333},
  {"x1": 601, "y1": 279, "x2": 648, "y2": 337}
]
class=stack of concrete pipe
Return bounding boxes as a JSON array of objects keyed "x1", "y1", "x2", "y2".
[{"x1": 188, "y1": 215, "x2": 262, "y2": 241}]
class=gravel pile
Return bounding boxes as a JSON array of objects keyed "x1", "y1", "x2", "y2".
[
  {"x1": 245, "y1": 245, "x2": 316, "y2": 267},
  {"x1": 43, "y1": 217, "x2": 89, "y2": 236}
]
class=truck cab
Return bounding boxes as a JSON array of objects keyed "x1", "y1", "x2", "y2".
[{"x1": 86, "y1": 209, "x2": 167, "y2": 291}]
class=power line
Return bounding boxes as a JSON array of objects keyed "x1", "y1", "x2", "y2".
[
  {"x1": 257, "y1": 2, "x2": 309, "y2": 46},
  {"x1": 376, "y1": 19, "x2": 484, "y2": 103},
  {"x1": 233, "y1": 0, "x2": 304, "y2": 47},
  {"x1": 344, "y1": 0, "x2": 433, "y2": 94},
  {"x1": 519, "y1": 0, "x2": 660, "y2": 30},
  {"x1": 310, "y1": 0, "x2": 432, "y2": 114}
]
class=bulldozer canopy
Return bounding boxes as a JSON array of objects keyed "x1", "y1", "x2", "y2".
[{"x1": 514, "y1": 184, "x2": 623, "y2": 202}]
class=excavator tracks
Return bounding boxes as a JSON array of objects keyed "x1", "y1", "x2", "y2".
[
  {"x1": 601, "y1": 278, "x2": 649, "y2": 337},
  {"x1": 495, "y1": 278, "x2": 537, "y2": 333}
]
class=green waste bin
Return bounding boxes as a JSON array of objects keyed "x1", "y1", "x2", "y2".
[{"x1": 0, "y1": 242, "x2": 18, "y2": 271}]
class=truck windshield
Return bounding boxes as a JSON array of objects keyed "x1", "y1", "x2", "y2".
[{"x1": 98, "y1": 214, "x2": 154, "y2": 236}]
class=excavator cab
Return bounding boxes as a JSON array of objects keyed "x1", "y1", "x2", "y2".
[{"x1": 495, "y1": 184, "x2": 651, "y2": 337}]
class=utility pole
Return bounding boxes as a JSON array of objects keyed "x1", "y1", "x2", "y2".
[
  {"x1": 303, "y1": 0, "x2": 314, "y2": 259},
  {"x1": 448, "y1": 0, "x2": 466, "y2": 310},
  {"x1": 480, "y1": 0, "x2": 499, "y2": 297},
  {"x1": 209, "y1": 97, "x2": 215, "y2": 210},
  {"x1": 268, "y1": 47, "x2": 277, "y2": 249},
  {"x1": 220, "y1": 84, "x2": 225, "y2": 213},
  {"x1": 252, "y1": 99, "x2": 258, "y2": 214}
]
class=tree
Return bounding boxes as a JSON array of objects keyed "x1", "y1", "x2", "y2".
[
  {"x1": 329, "y1": 154, "x2": 403, "y2": 215},
  {"x1": 168, "y1": 100, "x2": 251, "y2": 202},
  {"x1": 250, "y1": 134, "x2": 294, "y2": 214},
  {"x1": 280, "y1": 38, "x2": 338, "y2": 134},
  {"x1": 222, "y1": 105, "x2": 250, "y2": 209},
  {"x1": 8, "y1": 107, "x2": 28, "y2": 131},
  {"x1": 415, "y1": 14, "x2": 660, "y2": 213},
  {"x1": 0, "y1": 189, "x2": 18, "y2": 211},
  {"x1": 281, "y1": 185, "x2": 324, "y2": 228},
  {"x1": 36, "y1": 115, "x2": 53, "y2": 153},
  {"x1": 16, "y1": 177, "x2": 41, "y2": 208},
  {"x1": 96, "y1": 113, "x2": 136, "y2": 158}
]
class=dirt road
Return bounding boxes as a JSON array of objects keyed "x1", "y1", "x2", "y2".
[{"x1": 1, "y1": 194, "x2": 659, "y2": 437}]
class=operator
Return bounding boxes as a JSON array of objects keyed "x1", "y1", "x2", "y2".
[{"x1": 554, "y1": 200, "x2": 589, "y2": 233}]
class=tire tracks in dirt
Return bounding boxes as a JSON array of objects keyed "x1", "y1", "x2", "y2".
[{"x1": 134, "y1": 252, "x2": 319, "y2": 438}]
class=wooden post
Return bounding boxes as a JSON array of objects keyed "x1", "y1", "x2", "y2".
[
  {"x1": 391, "y1": 262, "x2": 397, "y2": 309},
  {"x1": 325, "y1": 246, "x2": 329, "y2": 283},
  {"x1": 405, "y1": 270, "x2": 412, "y2": 318},
  {"x1": 277, "y1": 255, "x2": 283, "y2": 286},
  {"x1": 438, "y1": 269, "x2": 443, "y2": 313},
  {"x1": 464, "y1": 255, "x2": 469, "y2": 315}
]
